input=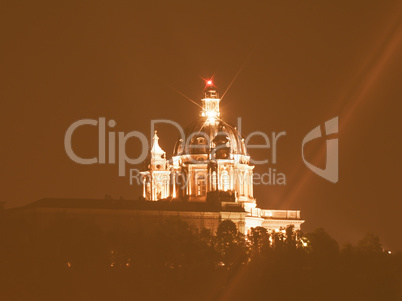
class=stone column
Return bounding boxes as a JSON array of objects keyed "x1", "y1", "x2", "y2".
[
  {"x1": 172, "y1": 171, "x2": 176, "y2": 198},
  {"x1": 142, "y1": 176, "x2": 146, "y2": 198}
]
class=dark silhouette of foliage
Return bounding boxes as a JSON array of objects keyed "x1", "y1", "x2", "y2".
[
  {"x1": 306, "y1": 227, "x2": 340, "y2": 260},
  {"x1": 247, "y1": 226, "x2": 270, "y2": 259},
  {"x1": 357, "y1": 232, "x2": 383, "y2": 254},
  {"x1": 215, "y1": 219, "x2": 248, "y2": 267},
  {"x1": 0, "y1": 213, "x2": 401, "y2": 301}
]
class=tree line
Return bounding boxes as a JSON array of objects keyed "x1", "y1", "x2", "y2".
[{"x1": 0, "y1": 214, "x2": 401, "y2": 300}]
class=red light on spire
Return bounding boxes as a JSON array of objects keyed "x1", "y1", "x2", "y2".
[{"x1": 207, "y1": 80, "x2": 213, "y2": 86}]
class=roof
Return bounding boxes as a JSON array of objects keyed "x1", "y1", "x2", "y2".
[
  {"x1": 173, "y1": 118, "x2": 247, "y2": 156},
  {"x1": 151, "y1": 131, "x2": 165, "y2": 155},
  {"x1": 23, "y1": 198, "x2": 246, "y2": 213}
]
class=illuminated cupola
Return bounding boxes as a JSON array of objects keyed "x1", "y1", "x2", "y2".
[{"x1": 201, "y1": 80, "x2": 220, "y2": 124}]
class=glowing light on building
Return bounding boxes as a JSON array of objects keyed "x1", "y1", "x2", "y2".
[
  {"x1": 140, "y1": 79, "x2": 304, "y2": 235},
  {"x1": 201, "y1": 83, "x2": 220, "y2": 124}
]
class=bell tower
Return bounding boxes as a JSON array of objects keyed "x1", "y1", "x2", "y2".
[
  {"x1": 201, "y1": 80, "x2": 221, "y2": 125},
  {"x1": 150, "y1": 131, "x2": 167, "y2": 171},
  {"x1": 140, "y1": 131, "x2": 171, "y2": 201}
]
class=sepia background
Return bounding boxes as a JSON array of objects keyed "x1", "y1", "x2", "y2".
[{"x1": 1, "y1": 1, "x2": 401, "y2": 250}]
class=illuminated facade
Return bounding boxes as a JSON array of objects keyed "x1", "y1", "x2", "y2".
[{"x1": 141, "y1": 82, "x2": 304, "y2": 234}]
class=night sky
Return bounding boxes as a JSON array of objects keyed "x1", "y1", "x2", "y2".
[{"x1": 1, "y1": 1, "x2": 401, "y2": 250}]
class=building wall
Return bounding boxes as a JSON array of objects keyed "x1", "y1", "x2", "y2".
[{"x1": 25, "y1": 207, "x2": 247, "y2": 235}]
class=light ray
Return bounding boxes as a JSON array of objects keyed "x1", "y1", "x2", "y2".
[
  {"x1": 221, "y1": 45, "x2": 258, "y2": 101},
  {"x1": 275, "y1": 12, "x2": 402, "y2": 210},
  {"x1": 144, "y1": 69, "x2": 203, "y2": 110},
  {"x1": 165, "y1": 81, "x2": 203, "y2": 109}
]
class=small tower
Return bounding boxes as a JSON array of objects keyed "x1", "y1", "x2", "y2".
[
  {"x1": 150, "y1": 131, "x2": 167, "y2": 171},
  {"x1": 140, "y1": 131, "x2": 171, "y2": 201},
  {"x1": 201, "y1": 80, "x2": 220, "y2": 124}
]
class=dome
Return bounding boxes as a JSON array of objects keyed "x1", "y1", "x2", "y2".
[{"x1": 173, "y1": 118, "x2": 248, "y2": 157}]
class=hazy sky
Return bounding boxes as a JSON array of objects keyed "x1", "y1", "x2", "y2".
[{"x1": 1, "y1": 1, "x2": 401, "y2": 250}]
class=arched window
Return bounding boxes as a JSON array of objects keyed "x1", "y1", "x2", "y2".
[
  {"x1": 156, "y1": 183, "x2": 162, "y2": 200},
  {"x1": 196, "y1": 173, "x2": 206, "y2": 196},
  {"x1": 196, "y1": 137, "x2": 206, "y2": 145},
  {"x1": 212, "y1": 171, "x2": 217, "y2": 190},
  {"x1": 146, "y1": 183, "x2": 151, "y2": 200},
  {"x1": 221, "y1": 170, "x2": 230, "y2": 191},
  {"x1": 239, "y1": 171, "x2": 244, "y2": 195}
]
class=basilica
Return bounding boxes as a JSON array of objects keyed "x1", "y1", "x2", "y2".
[
  {"x1": 140, "y1": 81, "x2": 304, "y2": 235},
  {"x1": 9, "y1": 82, "x2": 303, "y2": 239}
]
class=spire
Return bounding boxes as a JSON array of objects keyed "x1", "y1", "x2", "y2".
[{"x1": 151, "y1": 130, "x2": 165, "y2": 155}]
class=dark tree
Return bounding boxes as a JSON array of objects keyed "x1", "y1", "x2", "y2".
[
  {"x1": 248, "y1": 226, "x2": 270, "y2": 259},
  {"x1": 306, "y1": 227, "x2": 339, "y2": 260},
  {"x1": 215, "y1": 220, "x2": 248, "y2": 267},
  {"x1": 357, "y1": 233, "x2": 383, "y2": 255}
]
